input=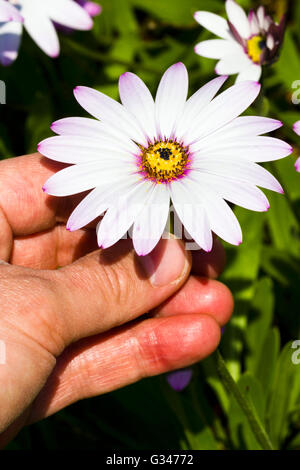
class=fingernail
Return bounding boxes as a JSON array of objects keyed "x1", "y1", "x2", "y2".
[{"x1": 140, "y1": 237, "x2": 189, "y2": 287}]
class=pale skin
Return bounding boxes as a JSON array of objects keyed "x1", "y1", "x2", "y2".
[{"x1": 0, "y1": 153, "x2": 234, "y2": 447}]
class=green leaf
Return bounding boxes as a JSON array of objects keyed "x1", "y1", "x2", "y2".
[
  {"x1": 255, "y1": 328, "x2": 280, "y2": 397},
  {"x1": 245, "y1": 278, "x2": 274, "y2": 374},
  {"x1": 267, "y1": 341, "x2": 300, "y2": 447},
  {"x1": 273, "y1": 31, "x2": 300, "y2": 89},
  {"x1": 265, "y1": 190, "x2": 300, "y2": 257},
  {"x1": 221, "y1": 208, "x2": 264, "y2": 380},
  {"x1": 129, "y1": 0, "x2": 223, "y2": 27},
  {"x1": 228, "y1": 372, "x2": 266, "y2": 450}
]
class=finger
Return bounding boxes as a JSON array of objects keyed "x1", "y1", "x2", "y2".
[
  {"x1": 0, "y1": 153, "x2": 84, "y2": 239},
  {"x1": 51, "y1": 238, "x2": 192, "y2": 345},
  {"x1": 11, "y1": 225, "x2": 98, "y2": 269},
  {"x1": 191, "y1": 238, "x2": 226, "y2": 279},
  {"x1": 154, "y1": 276, "x2": 234, "y2": 327},
  {"x1": 28, "y1": 313, "x2": 221, "y2": 422}
]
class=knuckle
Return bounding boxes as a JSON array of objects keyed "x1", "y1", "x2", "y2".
[
  {"x1": 0, "y1": 269, "x2": 66, "y2": 356},
  {"x1": 132, "y1": 322, "x2": 174, "y2": 378}
]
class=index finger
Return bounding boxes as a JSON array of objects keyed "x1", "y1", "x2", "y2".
[{"x1": 0, "y1": 153, "x2": 84, "y2": 237}]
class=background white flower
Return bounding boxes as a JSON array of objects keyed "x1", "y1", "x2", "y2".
[
  {"x1": 194, "y1": 0, "x2": 286, "y2": 83},
  {"x1": 0, "y1": 0, "x2": 94, "y2": 66},
  {"x1": 0, "y1": 0, "x2": 22, "y2": 22},
  {"x1": 39, "y1": 63, "x2": 292, "y2": 256},
  {"x1": 293, "y1": 120, "x2": 300, "y2": 172}
]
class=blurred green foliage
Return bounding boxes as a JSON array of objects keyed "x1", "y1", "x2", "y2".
[{"x1": 2, "y1": 0, "x2": 300, "y2": 450}]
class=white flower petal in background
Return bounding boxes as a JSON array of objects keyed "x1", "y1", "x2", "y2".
[
  {"x1": 225, "y1": 0, "x2": 251, "y2": 39},
  {"x1": 293, "y1": 120, "x2": 300, "y2": 172},
  {"x1": 293, "y1": 121, "x2": 300, "y2": 137},
  {"x1": 39, "y1": 63, "x2": 292, "y2": 255},
  {"x1": 194, "y1": 39, "x2": 240, "y2": 59},
  {"x1": 0, "y1": 0, "x2": 97, "y2": 65},
  {"x1": 193, "y1": 11, "x2": 231, "y2": 40},
  {"x1": 194, "y1": 0, "x2": 286, "y2": 82},
  {"x1": 0, "y1": 0, "x2": 23, "y2": 21},
  {"x1": 0, "y1": 20, "x2": 22, "y2": 66}
]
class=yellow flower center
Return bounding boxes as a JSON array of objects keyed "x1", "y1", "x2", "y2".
[
  {"x1": 247, "y1": 35, "x2": 266, "y2": 64},
  {"x1": 139, "y1": 140, "x2": 190, "y2": 183}
]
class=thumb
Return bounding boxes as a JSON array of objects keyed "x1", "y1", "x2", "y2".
[{"x1": 53, "y1": 237, "x2": 191, "y2": 345}]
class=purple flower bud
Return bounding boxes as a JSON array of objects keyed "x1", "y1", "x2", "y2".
[
  {"x1": 76, "y1": 0, "x2": 102, "y2": 17},
  {"x1": 166, "y1": 368, "x2": 193, "y2": 392}
]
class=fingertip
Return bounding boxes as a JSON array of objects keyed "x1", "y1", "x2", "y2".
[
  {"x1": 155, "y1": 276, "x2": 234, "y2": 327},
  {"x1": 138, "y1": 314, "x2": 221, "y2": 372}
]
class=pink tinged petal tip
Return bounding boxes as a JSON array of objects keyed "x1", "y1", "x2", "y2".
[
  {"x1": 293, "y1": 121, "x2": 300, "y2": 136},
  {"x1": 295, "y1": 157, "x2": 300, "y2": 172}
]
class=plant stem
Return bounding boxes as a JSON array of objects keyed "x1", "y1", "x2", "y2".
[{"x1": 215, "y1": 349, "x2": 275, "y2": 450}]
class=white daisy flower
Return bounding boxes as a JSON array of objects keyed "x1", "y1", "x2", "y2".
[
  {"x1": 293, "y1": 120, "x2": 300, "y2": 172},
  {"x1": 38, "y1": 63, "x2": 292, "y2": 256},
  {"x1": 0, "y1": 0, "x2": 93, "y2": 66},
  {"x1": 194, "y1": 0, "x2": 286, "y2": 83},
  {"x1": 0, "y1": 0, "x2": 22, "y2": 22}
]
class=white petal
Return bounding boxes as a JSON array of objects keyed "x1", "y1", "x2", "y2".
[
  {"x1": 97, "y1": 180, "x2": 153, "y2": 249},
  {"x1": 170, "y1": 179, "x2": 213, "y2": 252},
  {"x1": 184, "y1": 80, "x2": 261, "y2": 144},
  {"x1": 119, "y1": 72, "x2": 157, "y2": 143},
  {"x1": 74, "y1": 86, "x2": 147, "y2": 146},
  {"x1": 155, "y1": 62, "x2": 188, "y2": 140},
  {"x1": 236, "y1": 63, "x2": 262, "y2": 83},
  {"x1": 176, "y1": 75, "x2": 228, "y2": 141},
  {"x1": 45, "y1": 0, "x2": 93, "y2": 30},
  {"x1": 295, "y1": 157, "x2": 300, "y2": 173},
  {"x1": 194, "y1": 39, "x2": 241, "y2": 59},
  {"x1": 183, "y1": 175, "x2": 243, "y2": 245},
  {"x1": 50, "y1": 117, "x2": 139, "y2": 154},
  {"x1": 192, "y1": 157, "x2": 283, "y2": 193},
  {"x1": 67, "y1": 177, "x2": 138, "y2": 231},
  {"x1": 266, "y1": 34, "x2": 275, "y2": 50},
  {"x1": 22, "y1": 2, "x2": 60, "y2": 57},
  {"x1": 215, "y1": 51, "x2": 251, "y2": 75},
  {"x1": 193, "y1": 136, "x2": 293, "y2": 162},
  {"x1": 249, "y1": 10, "x2": 260, "y2": 35},
  {"x1": 43, "y1": 161, "x2": 137, "y2": 196},
  {"x1": 192, "y1": 172, "x2": 270, "y2": 212},
  {"x1": 257, "y1": 6, "x2": 266, "y2": 30},
  {"x1": 202, "y1": 191, "x2": 243, "y2": 245},
  {"x1": 193, "y1": 116, "x2": 282, "y2": 147},
  {"x1": 225, "y1": 0, "x2": 251, "y2": 39},
  {"x1": 38, "y1": 136, "x2": 136, "y2": 164},
  {"x1": 293, "y1": 120, "x2": 300, "y2": 136},
  {"x1": 0, "y1": 0, "x2": 23, "y2": 22},
  {"x1": 194, "y1": 11, "x2": 231, "y2": 40},
  {"x1": 133, "y1": 184, "x2": 170, "y2": 255},
  {"x1": 0, "y1": 20, "x2": 22, "y2": 66}
]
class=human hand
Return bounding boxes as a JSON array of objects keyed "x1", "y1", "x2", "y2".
[{"x1": 0, "y1": 153, "x2": 233, "y2": 447}]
